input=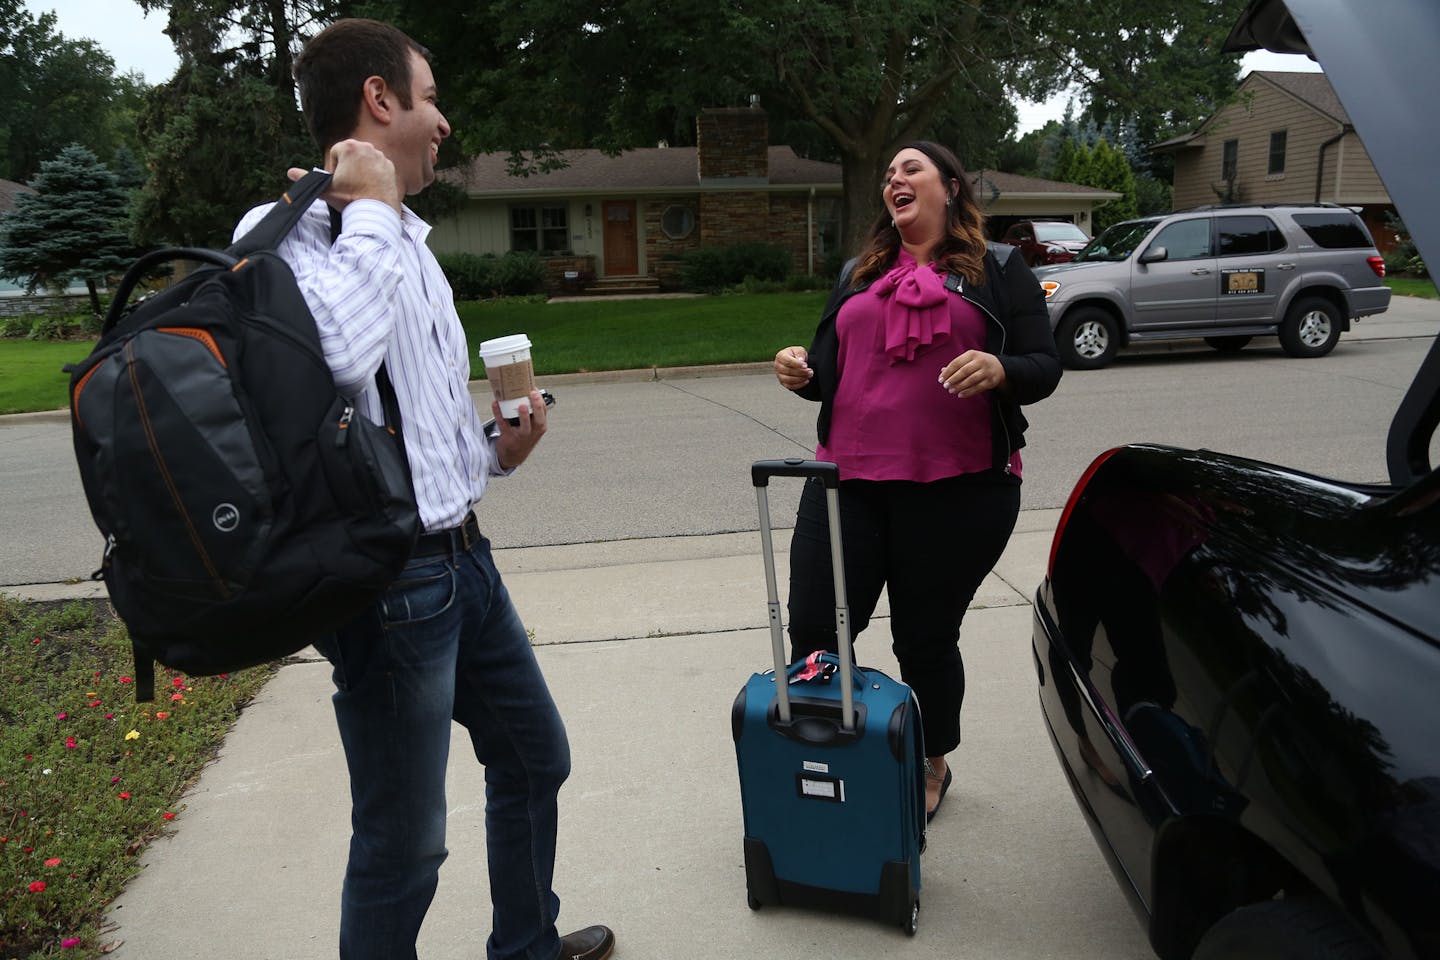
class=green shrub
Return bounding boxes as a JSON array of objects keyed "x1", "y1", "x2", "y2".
[
  {"x1": 1382, "y1": 211, "x2": 1428, "y2": 278},
  {"x1": 436, "y1": 252, "x2": 546, "y2": 299},
  {"x1": 490, "y1": 251, "x2": 546, "y2": 297},
  {"x1": 435, "y1": 252, "x2": 498, "y2": 300},
  {"x1": 1, "y1": 315, "x2": 33, "y2": 338},
  {"x1": 680, "y1": 242, "x2": 791, "y2": 293},
  {"x1": 26, "y1": 315, "x2": 79, "y2": 342}
]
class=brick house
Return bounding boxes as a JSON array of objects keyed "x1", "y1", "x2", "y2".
[
  {"x1": 430, "y1": 107, "x2": 1122, "y2": 293},
  {"x1": 1152, "y1": 71, "x2": 1397, "y2": 251}
]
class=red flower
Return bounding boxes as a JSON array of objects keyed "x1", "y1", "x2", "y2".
[
  {"x1": 119, "y1": 676, "x2": 132, "y2": 684},
  {"x1": 155, "y1": 711, "x2": 169, "y2": 720},
  {"x1": 172, "y1": 677, "x2": 186, "y2": 688},
  {"x1": 118, "y1": 792, "x2": 131, "y2": 800},
  {"x1": 29, "y1": 880, "x2": 46, "y2": 892},
  {"x1": 88, "y1": 700, "x2": 102, "y2": 707},
  {"x1": 162, "y1": 812, "x2": 176, "y2": 820},
  {"x1": 170, "y1": 693, "x2": 184, "y2": 702},
  {"x1": 45, "y1": 857, "x2": 62, "y2": 867},
  {"x1": 64, "y1": 737, "x2": 77, "y2": 749}
]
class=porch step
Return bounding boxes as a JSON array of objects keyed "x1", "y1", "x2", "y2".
[{"x1": 583, "y1": 275, "x2": 661, "y2": 297}]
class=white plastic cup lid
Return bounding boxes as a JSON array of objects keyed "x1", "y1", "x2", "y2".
[{"x1": 478, "y1": 333, "x2": 532, "y2": 358}]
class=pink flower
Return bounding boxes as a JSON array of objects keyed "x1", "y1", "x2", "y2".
[
  {"x1": 104, "y1": 713, "x2": 114, "y2": 720},
  {"x1": 155, "y1": 711, "x2": 168, "y2": 720},
  {"x1": 64, "y1": 737, "x2": 77, "y2": 749},
  {"x1": 62, "y1": 938, "x2": 81, "y2": 948},
  {"x1": 56, "y1": 712, "x2": 67, "y2": 720},
  {"x1": 45, "y1": 857, "x2": 62, "y2": 867},
  {"x1": 111, "y1": 776, "x2": 120, "y2": 783},
  {"x1": 170, "y1": 693, "x2": 184, "y2": 702}
]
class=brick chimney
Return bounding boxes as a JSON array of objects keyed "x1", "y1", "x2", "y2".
[
  {"x1": 697, "y1": 105, "x2": 770, "y2": 246},
  {"x1": 697, "y1": 106, "x2": 769, "y2": 182}
]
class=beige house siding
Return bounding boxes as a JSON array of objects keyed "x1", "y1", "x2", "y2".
[{"x1": 1163, "y1": 73, "x2": 1389, "y2": 212}]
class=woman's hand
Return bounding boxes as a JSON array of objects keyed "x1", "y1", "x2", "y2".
[
  {"x1": 774, "y1": 346, "x2": 813, "y2": 390},
  {"x1": 939, "y1": 350, "x2": 1006, "y2": 398}
]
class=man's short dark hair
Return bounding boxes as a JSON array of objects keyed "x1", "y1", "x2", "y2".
[{"x1": 294, "y1": 19, "x2": 431, "y2": 153}]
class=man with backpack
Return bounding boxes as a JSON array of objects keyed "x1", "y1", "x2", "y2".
[{"x1": 233, "y1": 19, "x2": 614, "y2": 960}]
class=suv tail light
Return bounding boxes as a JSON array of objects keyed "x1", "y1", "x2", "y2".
[
  {"x1": 1367, "y1": 256, "x2": 1386, "y2": 278},
  {"x1": 1047, "y1": 446, "x2": 1124, "y2": 579}
]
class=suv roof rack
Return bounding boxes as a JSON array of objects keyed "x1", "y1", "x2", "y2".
[{"x1": 1175, "y1": 202, "x2": 1352, "y2": 213}]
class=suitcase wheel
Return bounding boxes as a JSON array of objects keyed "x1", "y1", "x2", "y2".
[
  {"x1": 904, "y1": 899, "x2": 919, "y2": 936},
  {"x1": 747, "y1": 892, "x2": 762, "y2": 911}
]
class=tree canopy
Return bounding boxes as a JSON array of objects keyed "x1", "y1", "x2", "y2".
[
  {"x1": 113, "y1": 0, "x2": 1247, "y2": 251},
  {"x1": 0, "y1": 0, "x2": 145, "y2": 183}
]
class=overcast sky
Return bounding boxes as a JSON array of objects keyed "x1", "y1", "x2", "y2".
[{"x1": 27, "y1": 0, "x2": 1322, "y2": 134}]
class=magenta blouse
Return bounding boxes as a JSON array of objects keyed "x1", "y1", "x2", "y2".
[{"x1": 816, "y1": 250, "x2": 1023, "y2": 482}]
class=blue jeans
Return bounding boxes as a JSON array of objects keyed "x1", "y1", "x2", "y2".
[{"x1": 314, "y1": 536, "x2": 571, "y2": 960}]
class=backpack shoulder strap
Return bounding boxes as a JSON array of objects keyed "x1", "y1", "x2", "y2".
[{"x1": 226, "y1": 170, "x2": 333, "y2": 259}]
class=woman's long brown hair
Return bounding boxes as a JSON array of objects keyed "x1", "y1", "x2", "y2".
[{"x1": 851, "y1": 141, "x2": 989, "y2": 289}]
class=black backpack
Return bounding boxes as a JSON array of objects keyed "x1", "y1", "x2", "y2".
[{"x1": 66, "y1": 171, "x2": 419, "y2": 699}]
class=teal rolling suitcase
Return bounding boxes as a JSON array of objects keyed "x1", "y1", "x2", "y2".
[{"x1": 732, "y1": 459, "x2": 926, "y2": 934}]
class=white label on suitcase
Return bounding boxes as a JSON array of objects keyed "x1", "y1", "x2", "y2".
[
  {"x1": 797, "y1": 776, "x2": 846, "y2": 803},
  {"x1": 803, "y1": 760, "x2": 829, "y2": 773}
]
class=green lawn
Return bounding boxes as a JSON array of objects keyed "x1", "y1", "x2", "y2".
[
  {"x1": 1386, "y1": 276, "x2": 1437, "y2": 299},
  {"x1": 0, "y1": 292, "x2": 827, "y2": 415}
]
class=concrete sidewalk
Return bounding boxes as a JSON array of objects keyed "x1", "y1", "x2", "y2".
[{"x1": 90, "y1": 508, "x2": 1154, "y2": 959}]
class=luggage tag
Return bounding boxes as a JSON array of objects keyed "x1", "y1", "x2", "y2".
[{"x1": 789, "y1": 650, "x2": 838, "y2": 685}]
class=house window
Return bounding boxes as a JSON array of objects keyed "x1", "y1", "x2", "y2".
[
  {"x1": 1221, "y1": 139, "x2": 1238, "y2": 181},
  {"x1": 816, "y1": 198, "x2": 842, "y2": 257},
  {"x1": 1268, "y1": 130, "x2": 1287, "y2": 175},
  {"x1": 510, "y1": 205, "x2": 569, "y2": 253},
  {"x1": 661, "y1": 204, "x2": 695, "y2": 240}
]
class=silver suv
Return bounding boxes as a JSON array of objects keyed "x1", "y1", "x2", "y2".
[{"x1": 1033, "y1": 204, "x2": 1391, "y2": 369}]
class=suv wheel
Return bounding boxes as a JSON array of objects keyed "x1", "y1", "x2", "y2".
[
  {"x1": 1192, "y1": 898, "x2": 1381, "y2": 960},
  {"x1": 1056, "y1": 308, "x2": 1119, "y2": 369},
  {"x1": 1279, "y1": 296, "x2": 1342, "y2": 358}
]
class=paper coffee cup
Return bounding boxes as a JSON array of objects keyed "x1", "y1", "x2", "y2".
[{"x1": 478, "y1": 334, "x2": 536, "y2": 421}]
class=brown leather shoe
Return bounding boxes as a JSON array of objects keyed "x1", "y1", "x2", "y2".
[{"x1": 558, "y1": 924, "x2": 615, "y2": 960}]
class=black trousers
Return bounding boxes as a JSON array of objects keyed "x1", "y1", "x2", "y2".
[{"x1": 786, "y1": 474, "x2": 1021, "y2": 756}]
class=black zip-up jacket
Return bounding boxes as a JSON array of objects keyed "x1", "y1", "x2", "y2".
[{"x1": 793, "y1": 242, "x2": 1062, "y2": 474}]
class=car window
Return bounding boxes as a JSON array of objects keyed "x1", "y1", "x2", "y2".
[
  {"x1": 1218, "y1": 215, "x2": 1286, "y2": 256},
  {"x1": 1290, "y1": 212, "x2": 1375, "y2": 249},
  {"x1": 1075, "y1": 220, "x2": 1158, "y2": 262},
  {"x1": 1147, "y1": 218, "x2": 1213, "y2": 260},
  {"x1": 1034, "y1": 222, "x2": 1089, "y2": 242},
  {"x1": 1006, "y1": 225, "x2": 1033, "y2": 241}
]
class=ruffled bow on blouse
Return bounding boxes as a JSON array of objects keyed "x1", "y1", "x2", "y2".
[{"x1": 873, "y1": 251, "x2": 950, "y2": 363}]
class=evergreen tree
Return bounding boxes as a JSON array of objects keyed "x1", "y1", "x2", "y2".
[
  {"x1": 0, "y1": 145, "x2": 134, "y2": 315},
  {"x1": 1089, "y1": 140, "x2": 1138, "y2": 231}
]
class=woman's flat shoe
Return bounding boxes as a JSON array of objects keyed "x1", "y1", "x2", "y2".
[{"x1": 925, "y1": 762, "x2": 953, "y2": 823}]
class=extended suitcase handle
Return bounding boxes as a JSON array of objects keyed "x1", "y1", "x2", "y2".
[
  {"x1": 752, "y1": 458, "x2": 840, "y2": 488},
  {"x1": 751, "y1": 458, "x2": 855, "y2": 730}
]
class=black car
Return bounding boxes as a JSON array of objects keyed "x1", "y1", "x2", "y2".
[{"x1": 1031, "y1": 2, "x2": 1440, "y2": 958}]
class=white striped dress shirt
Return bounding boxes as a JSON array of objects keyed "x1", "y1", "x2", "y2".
[{"x1": 234, "y1": 197, "x2": 506, "y2": 533}]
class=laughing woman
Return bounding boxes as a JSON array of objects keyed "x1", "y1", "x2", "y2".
[{"x1": 773, "y1": 141, "x2": 1061, "y2": 823}]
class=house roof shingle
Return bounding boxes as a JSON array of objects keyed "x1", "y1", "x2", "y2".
[
  {"x1": 1253, "y1": 71, "x2": 1350, "y2": 124},
  {"x1": 0, "y1": 178, "x2": 35, "y2": 216},
  {"x1": 444, "y1": 148, "x2": 1117, "y2": 200}
]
